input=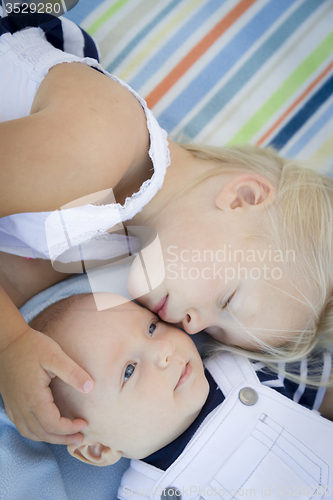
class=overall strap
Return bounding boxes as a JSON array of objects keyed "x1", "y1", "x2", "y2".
[
  {"x1": 119, "y1": 460, "x2": 164, "y2": 500},
  {"x1": 119, "y1": 352, "x2": 333, "y2": 500},
  {"x1": 204, "y1": 352, "x2": 260, "y2": 396}
]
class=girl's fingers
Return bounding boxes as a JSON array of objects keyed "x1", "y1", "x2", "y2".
[
  {"x1": 31, "y1": 397, "x2": 88, "y2": 436},
  {"x1": 12, "y1": 404, "x2": 88, "y2": 444},
  {"x1": 44, "y1": 347, "x2": 94, "y2": 395}
]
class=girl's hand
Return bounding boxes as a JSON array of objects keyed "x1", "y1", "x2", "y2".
[{"x1": 0, "y1": 327, "x2": 94, "y2": 444}]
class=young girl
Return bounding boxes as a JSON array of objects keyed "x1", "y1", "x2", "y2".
[
  {"x1": 129, "y1": 143, "x2": 333, "y2": 371},
  {"x1": 0, "y1": 7, "x2": 332, "y2": 445}
]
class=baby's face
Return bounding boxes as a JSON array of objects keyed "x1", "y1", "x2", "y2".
[{"x1": 56, "y1": 295, "x2": 209, "y2": 460}]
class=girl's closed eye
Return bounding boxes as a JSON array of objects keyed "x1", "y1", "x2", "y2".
[
  {"x1": 222, "y1": 290, "x2": 236, "y2": 310},
  {"x1": 124, "y1": 363, "x2": 136, "y2": 383}
]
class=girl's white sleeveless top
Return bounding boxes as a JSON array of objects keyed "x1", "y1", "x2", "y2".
[{"x1": 0, "y1": 28, "x2": 170, "y2": 263}]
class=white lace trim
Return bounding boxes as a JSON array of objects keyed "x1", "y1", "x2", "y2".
[
  {"x1": 0, "y1": 28, "x2": 171, "y2": 261},
  {"x1": 42, "y1": 61, "x2": 171, "y2": 260}
]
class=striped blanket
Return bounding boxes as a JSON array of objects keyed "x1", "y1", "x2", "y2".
[{"x1": 65, "y1": 0, "x2": 333, "y2": 176}]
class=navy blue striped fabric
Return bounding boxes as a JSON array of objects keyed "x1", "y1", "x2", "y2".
[
  {"x1": 0, "y1": 0, "x2": 99, "y2": 60},
  {"x1": 79, "y1": 24, "x2": 99, "y2": 61},
  {"x1": 0, "y1": 12, "x2": 64, "y2": 46}
]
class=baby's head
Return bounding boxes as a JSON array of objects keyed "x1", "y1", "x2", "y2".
[
  {"x1": 129, "y1": 144, "x2": 333, "y2": 366},
  {"x1": 30, "y1": 293, "x2": 209, "y2": 465}
]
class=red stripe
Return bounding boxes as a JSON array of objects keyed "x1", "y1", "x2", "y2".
[{"x1": 145, "y1": 0, "x2": 257, "y2": 109}]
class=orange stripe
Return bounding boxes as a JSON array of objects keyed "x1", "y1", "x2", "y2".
[
  {"x1": 145, "y1": 0, "x2": 257, "y2": 109},
  {"x1": 256, "y1": 59, "x2": 333, "y2": 146}
]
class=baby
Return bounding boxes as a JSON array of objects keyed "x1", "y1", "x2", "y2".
[
  {"x1": 30, "y1": 292, "x2": 333, "y2": 499},
  {"x1": 31, "y1": 293, "x2": 210, "y2": 462}
]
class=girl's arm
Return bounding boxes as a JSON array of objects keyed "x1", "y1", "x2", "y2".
[
  {"x1": 0, "y1": 62, "x2": 150, "y2": 442},
  {"x1": 0, "y1": 283, "x2": 30, "y2": 350},
  {"x1": 0, "y1": 62, "x2": 150, "y2": 217},
  {"x1": 0, "y1": 251, "x2": 71, "y2": 308}
]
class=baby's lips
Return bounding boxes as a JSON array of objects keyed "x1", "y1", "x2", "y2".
[{"x1": 127, "y1": 227, "x2": 166, "y2": 299}]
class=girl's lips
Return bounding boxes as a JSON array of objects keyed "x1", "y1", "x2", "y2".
[
  {"x1": 153, "y1": 295, "x2": 168, "y2": 319},
  {"x1": 175, "y1": 362, "x2": 192, "y2": 390}
]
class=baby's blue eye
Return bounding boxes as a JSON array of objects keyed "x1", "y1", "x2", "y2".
[
  {"x1": 149, "y1": 322, "x2": 157, "y2": 337},
  {"x1": 124, "y1": 364, "x2": 136, "y2": 383}
]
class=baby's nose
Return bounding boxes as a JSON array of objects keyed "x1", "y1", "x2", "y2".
[{"x1": 154, "y1": 339, "x2": 175, "y2": 368}]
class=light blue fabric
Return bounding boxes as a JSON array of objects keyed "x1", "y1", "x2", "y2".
[
  {"x1": 0, "y1": 263, "x2": 134, "y2": 500},
  {"x1": 0, "y1": 404, "x2": 129, "y2": 500},
  {"x1": 20, "y1": 260, "x2": 133, "y2": 323}
]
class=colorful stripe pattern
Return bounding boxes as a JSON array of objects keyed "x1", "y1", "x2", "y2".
[{"x1": 70, "y1": 0, "x2": 333, "y2": 172}]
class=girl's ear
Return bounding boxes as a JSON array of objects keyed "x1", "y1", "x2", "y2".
[
  {"x1": 67, "y1": 442, "x2": 122, "y2": 467},
  {"x1": 215, "y1": 174, "x2": 275, "y2": 212}
]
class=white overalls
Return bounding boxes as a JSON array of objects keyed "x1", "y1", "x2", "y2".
[{"x1": 118, "y1": 352, "x2": 333, "y2": 500}]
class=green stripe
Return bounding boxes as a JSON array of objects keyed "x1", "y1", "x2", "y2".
[
  {"x1": 87, "y1": 0, "x2": 131, "y2": 36},
  {"x1": 98, "y1": 0, "x2": 158, "y2": 65},
  {"x1": 228, "y1": 30, "x2": 333, "y2": 145}
]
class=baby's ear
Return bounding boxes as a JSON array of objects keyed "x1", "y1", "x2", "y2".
[{"x1": 67, "y1": 442, "x2": 122, "y2": 466}]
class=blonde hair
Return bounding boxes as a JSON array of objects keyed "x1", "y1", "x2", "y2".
[{"x1": 179, "y1": 142, "x2": 333, "y2": 387}]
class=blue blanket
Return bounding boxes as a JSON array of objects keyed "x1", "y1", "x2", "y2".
[
  {"x1": 1, "y1": 266, "x2": 134, "y2": 500},
  {"x1": 0, "y1": 263, "x2": 212, "y2": 499}
]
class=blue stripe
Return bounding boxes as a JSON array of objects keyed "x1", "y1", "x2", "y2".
[
  {"x1": 107, "y1": 0, "x2": 182, "y2": 74},
  {"x1": 285, "y1": 97, "x2": 333, "y2": 158},
  {"x1": 129, "y1": 0, "x2": 226, "y2": 92},
  {"x1": 182, "y1": 0, "x2": 325, "y2": 139},
  {"x1": 269, "y1": 74, "x2": 333, "y2": 150},
  {"x1": 157, "y1": 0, "x2": 296, "y2": 134},
  {"x1": 64, "y1": 0, "x2": 106, "y2": 25}
]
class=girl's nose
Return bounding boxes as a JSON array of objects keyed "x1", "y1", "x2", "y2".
[
  {"x1": 182, "y1": 309, "x2": 207, "y2": 335},
  {"x1": 154, "y1": 339, "x2": 175, "y2": 368}
]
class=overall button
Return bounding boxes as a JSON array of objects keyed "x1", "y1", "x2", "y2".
[
  {"x1": 161, "y1": 486, "x2": 182, "y2": 499},
  {"x1": 239, "y1": 387, "x2": 258, "y2": 406}
]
